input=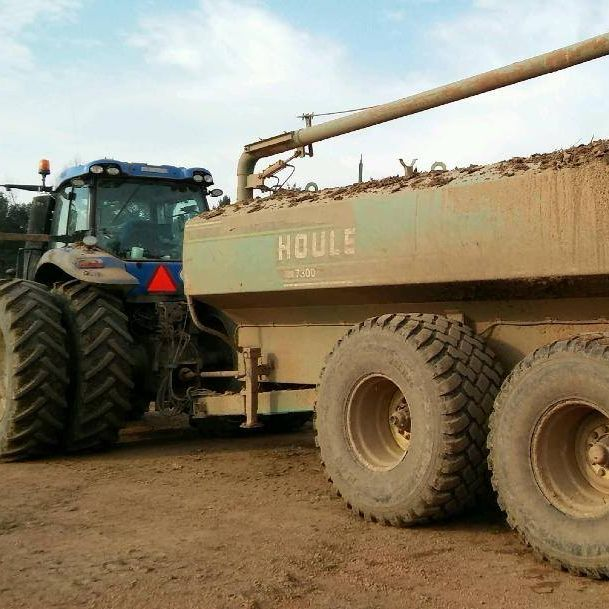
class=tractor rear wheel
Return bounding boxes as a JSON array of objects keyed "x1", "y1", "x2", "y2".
[
  {"x1": 53, "y1": 281, "x2": 134, "y2": 452},
  {"x1": 315, "y1": 313, "x2": 503, "y2": 525},
  {"x1": 0, "y1": 280, "x2": 68, "y2": 460}
]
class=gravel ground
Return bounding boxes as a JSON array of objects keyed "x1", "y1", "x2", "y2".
[{"x1": 0, "y1": 414, "x2": 605, "y2": 609}]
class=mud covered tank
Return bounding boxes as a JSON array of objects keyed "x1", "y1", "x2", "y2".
[
  {"x1": 184, "y1": 140, "x2": 609, "y2": 578},
  {"x1": 185, "y1": 141, "x2": 609, "y2": 298},
  {"x1": 184, "y1": 141, "x2": 609, "y2": 375}
]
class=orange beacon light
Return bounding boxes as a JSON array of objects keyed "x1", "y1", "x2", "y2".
[{"x1": 38, "y1": 159, "x2": 50, "y2": 176}]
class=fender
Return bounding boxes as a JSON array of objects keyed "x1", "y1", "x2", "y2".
[{"x1": 35, "y1": 245, "x2": 138, "y2": 286}]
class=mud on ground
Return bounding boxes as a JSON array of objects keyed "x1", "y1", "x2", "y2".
[{"x1": 0, "y1": 415, "x2": 605, "y2": 609}]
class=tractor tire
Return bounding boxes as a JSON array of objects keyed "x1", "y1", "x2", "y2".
[
  {"x1": 53, "y1": 281, "x2": 134, "y2": 452},
  {"x1": 0, "y1": 280, "x2": 68, "y2": 460},
  {"x1": 489, "y1": 334, "x2": 609, "y2": 578},
  {"x1": 125, "y1": 397, "x2": 151, "y2": 421},
  {"x1": 315, "y1": 313, "x2": 503, "y2": 525}
]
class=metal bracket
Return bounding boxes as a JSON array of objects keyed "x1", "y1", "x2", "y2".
[
  {"x1": 399, "y1": 158, "x2": 418, "y2": 177},
  {"x1": 301, "y1": 114, "x2": 314, "y2": 157},
  {"x1": 240, "y1": 347, "x2": 263, "y2": 429},
  {"x1": 247, "y1": 148, "x2": 308, "y2": 191}
]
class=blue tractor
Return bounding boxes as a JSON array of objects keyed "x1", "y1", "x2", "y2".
[{"x1": 0, "y1": 158, "x2": 235, "y2": 458}]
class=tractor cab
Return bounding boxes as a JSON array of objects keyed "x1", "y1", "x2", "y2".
[{"x1": 10, "y1": 159, "x2": 223, "y2": 300}]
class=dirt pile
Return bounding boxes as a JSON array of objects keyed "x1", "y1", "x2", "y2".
[{"x1": 199, "y1": 139, "x2": 609, "y2": 220}]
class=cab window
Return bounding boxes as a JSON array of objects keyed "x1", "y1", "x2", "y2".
[{"x1": 51, "y1": 184, "x2": 90, "y2": 247}]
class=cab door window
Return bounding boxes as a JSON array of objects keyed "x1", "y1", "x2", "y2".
[
  {"x1": 50, "y1": 194, "x2": 70, "y2": 247},
  {"x1": 51, "y1": 185, "x2": 90, "y2": 247}
]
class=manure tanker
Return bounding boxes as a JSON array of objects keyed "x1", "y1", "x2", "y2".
[{"x1": 183, "y1": 32, "x2": 609, "y2": 577}]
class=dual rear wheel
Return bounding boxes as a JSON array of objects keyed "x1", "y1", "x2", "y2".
[
  {"x1": 0, "y1": 280, "x2": 68, "y2": 459},
  {"x1": 52, "y1": 280, "x2": 133, "y2": 452},
  {"x1": 316, "y1": 316, "x2": 609, "y2": 577},
  {"x1": 0, "y1": 279, "x2": 132, "y2": 459}
]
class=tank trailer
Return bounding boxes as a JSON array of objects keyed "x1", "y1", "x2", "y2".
[{"x1": 182, "y1": 32, "x2": 609, "y2": 577}]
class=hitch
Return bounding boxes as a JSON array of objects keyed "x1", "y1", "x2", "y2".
[
  {"x1": 240, "y1": 347, "x2": 263, "y2": 429},
  {"x1": 197, "y1": 346, "x2": 271, "y2": 427}
]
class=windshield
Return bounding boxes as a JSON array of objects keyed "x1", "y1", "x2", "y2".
[{"x1": 96, "y1": 179, "x2": 208, "y2": 260}]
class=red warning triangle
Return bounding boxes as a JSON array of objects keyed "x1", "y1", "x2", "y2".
[{"x1": 147, "y1": 265, "x2": 177, "y2": 293}]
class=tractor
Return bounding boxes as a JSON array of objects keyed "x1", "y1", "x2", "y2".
[{"x1": 0, "y1": 158, "x2": 235, "y2": 458}]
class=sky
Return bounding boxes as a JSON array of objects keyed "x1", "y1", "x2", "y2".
[{"x1": 1, "y1": 0, "x2": 609, "y2": 202}]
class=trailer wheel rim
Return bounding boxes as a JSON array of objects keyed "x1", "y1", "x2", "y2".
[
  {"x1": 346, "y1": 374, "x2": 410, "y2": 471},
  {"x1": 531, "y1": 400, "x2": 609, "y2": 518}
]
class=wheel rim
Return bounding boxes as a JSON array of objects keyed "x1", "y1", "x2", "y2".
[
  {"x1": 346, "y1": 374, "x2": 411, "y2": 471},
  {"x1": 531, "y1": 400, "x2": 609, "y2": 518}
]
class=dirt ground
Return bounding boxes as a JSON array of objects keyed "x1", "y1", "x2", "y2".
[{"x1": 0, "y1": 415, "x2": 606, "y2": 609}]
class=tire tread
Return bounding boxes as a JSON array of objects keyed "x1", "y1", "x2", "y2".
[
  {"x1": 489, "y1": 333, "x2": 609, "y2": 579},
  {"x1": 315, "y1": 313, "x2": 503, "y2": 525},
  {"x1": 53, "y1": 280, "x2": 133, "y2": 452},
  {"x1": 0, "y1": 279, "x2": 68, "y2": 460}
]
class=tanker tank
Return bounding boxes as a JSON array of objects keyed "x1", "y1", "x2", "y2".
[{"x1": 184, "y1": 138, "x2": 609, "y2": 315}]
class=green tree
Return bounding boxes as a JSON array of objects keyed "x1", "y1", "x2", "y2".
[{"x1": 0, "y1": 193, "x2": 32, "y2": 274}]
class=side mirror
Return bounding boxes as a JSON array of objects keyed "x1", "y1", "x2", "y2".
[{"x1": 208, "y1": 188, "x2": 223, "y2": 198}]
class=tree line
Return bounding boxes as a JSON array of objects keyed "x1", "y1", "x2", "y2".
[{"x1": 0, "y1": 193, "x2": 31, "y2": 274}]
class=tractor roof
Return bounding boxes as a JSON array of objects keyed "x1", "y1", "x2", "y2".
[{"x1": 56, "y1": 159, "x2": 212, "y2": 188}]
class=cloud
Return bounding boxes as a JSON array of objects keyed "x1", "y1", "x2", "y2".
[
  {"x1": 382, "y1": 9, "x2": 407, "y2": 22},
  {"x1": 0, "y1": 0, "x2": 82, "y2": 192},
  {"x1": 131, "y1": 0, "x2": 344, "y2": 90},
  {"x1": 0, "y1": 0, "x2": 79, "y2": 84}
]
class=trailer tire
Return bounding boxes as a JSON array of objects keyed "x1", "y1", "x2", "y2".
[
  {"x1": 0, "y1": 280, "x2": 68, "y2": 460},
  {"x1": 489, "y1": 334, "x2": 609, "y2": 578},
  {"x1": 53, "y1": 281, "x2": 133, "y2": 452},
  {"x1": 315, "y1": 313, "x2": 502, "y2": 525}
]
